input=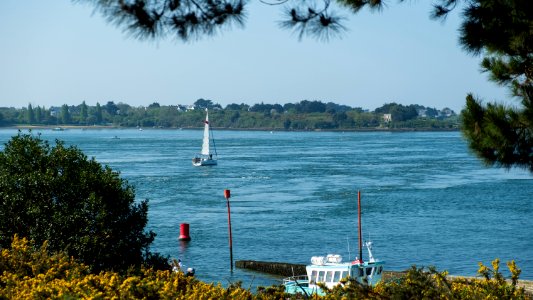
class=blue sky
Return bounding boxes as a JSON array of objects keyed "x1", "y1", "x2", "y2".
[{"x1": 0, "y1": 1, "x2": 511, "y2": 113}]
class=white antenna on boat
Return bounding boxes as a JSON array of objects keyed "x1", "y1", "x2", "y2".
[
  {"x1": 364, "y1": 227, "x2": 376, "y2": 262},
  {"x1": 365, "y1": 232, "x2": 371, "y2": 261},
  {"x1": 365, "y1": 240, "x2": 375, "y2": 262}
]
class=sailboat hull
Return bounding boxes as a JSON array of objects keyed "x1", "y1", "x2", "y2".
[{"x1": 192, "y1": 157, "x2": 217, "y2": 166}]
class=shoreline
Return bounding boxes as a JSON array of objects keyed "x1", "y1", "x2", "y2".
[{"x1": 4, "y1": 125, "x2": 460, "y2": 133}]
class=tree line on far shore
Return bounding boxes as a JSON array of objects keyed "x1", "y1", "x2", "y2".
[{"x1": 0, "y1": 99, "x2": 458, "y2": 130}]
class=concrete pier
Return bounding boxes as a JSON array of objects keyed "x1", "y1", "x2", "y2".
[{"x1": 235, "y1": 260, "x2": 305, "y2": 277}]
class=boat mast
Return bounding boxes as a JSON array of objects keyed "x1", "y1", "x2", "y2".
[
  {"x1": 210, "y1": 123, "x2": 218, "y2": 157},
  {"x1": 358, "y1": 190, "x2": 363, "y2": 263}
]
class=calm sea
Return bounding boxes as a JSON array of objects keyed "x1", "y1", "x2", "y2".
[{"x1": 1, "y1": 128, "x2": 532, "y2": 288}]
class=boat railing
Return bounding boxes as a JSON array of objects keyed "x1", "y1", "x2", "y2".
[{"x1": 283, "y1": 275, "x2": 309, "y2": 286}]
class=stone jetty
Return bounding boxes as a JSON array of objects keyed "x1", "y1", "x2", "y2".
[{"x1": 235, "y1": 260, "x2": 305, "y2": 277}]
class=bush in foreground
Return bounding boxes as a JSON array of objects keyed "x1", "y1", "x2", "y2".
[
  {"x1": 0, "y1": 236, "x2": 256, "y2": 299},
  {"x1": 0, "y1": 236, "x2": 529, "y2": 299},
  {"x1": 0, "y1": 132, "x2": 167, "y2": 274}
]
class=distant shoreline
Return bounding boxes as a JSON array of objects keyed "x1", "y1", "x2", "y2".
[{"x1": 4, "y1": 125, "x2": 460, "y2": 132}]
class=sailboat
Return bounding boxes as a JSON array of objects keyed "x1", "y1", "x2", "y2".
[{"x1": 192, "y1": 109, "x2": 218, "y2": 166}]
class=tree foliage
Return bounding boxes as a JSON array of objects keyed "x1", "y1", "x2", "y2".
[
  {"x1": 75, "y1": 0, "x2": 351, "y2": 41},
  {"x1": 0, "y1": 100, "x2": 457, "y2": 130},
  {"x1": 76, "y1": 0, "x2": 247, "y2": 41},
  {"x1": 75, "y1": 0, "x2": 479, "y2": 42},
  {"x1": 0, "y1": 132, "x2": 167, "y2": 274},
  {"x1": 79, "y1": 101, "x2": 88, "y2": 124},
  {"x1": 458, "y1": 0, "x2": 533, "y2": 172},
  {"x1": 25, "y1": 104, "x2": 35, "y2": 124},
  {"x1": 193, "y1": 98, "x2": 222, "y2": 110},
  {"x1": 375, "y1": 102, "x2": 419, "y2": 122},
  {"x1": 60, "y1": 104, "x2": 71, "y2": 124}
]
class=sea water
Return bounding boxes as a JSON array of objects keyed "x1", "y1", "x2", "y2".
[{"x1": 1, "y1": 128, "x2": 532, "y2": 288}]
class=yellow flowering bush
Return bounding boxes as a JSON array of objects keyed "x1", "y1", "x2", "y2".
[
  {"x1": 325, "y1": 260, "x2": 529, "y2": 300},
  {"x1": 0, "y1": 236, "x2": 255, "y2": 299},
  {"x1": 449, "y1": 259, "x2": 527, "y2": 300},
  {"x1": 1, "y1": 236, "x2": 530, "y2": 299}
]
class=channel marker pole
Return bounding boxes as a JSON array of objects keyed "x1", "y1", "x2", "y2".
[{"x1": 224, "y1": 189, "x2": 233, "y2": 271}]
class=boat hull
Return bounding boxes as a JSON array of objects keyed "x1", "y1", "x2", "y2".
[
  {"x1": 284, "y1": 276, "x2": 325, "y2": 296},
  {"x1": 192, "y1": 157, "x2": 217, "y2": 166}
]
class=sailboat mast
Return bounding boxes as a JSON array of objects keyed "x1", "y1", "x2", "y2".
[{"x1": 358, "y1": 190, "x2": 363, "y2": 263}]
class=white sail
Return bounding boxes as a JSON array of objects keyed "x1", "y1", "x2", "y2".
[
  {"x1": 192, "y1": 108, "x2": 217, "y2": 166},
  {"x1": 201, "y1": 109, "x2": 210, "y2": 155}
]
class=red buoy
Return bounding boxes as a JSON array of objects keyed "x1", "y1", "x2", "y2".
[{"x1": 178, "y1": 223, "x2": 191, "y2": 241}]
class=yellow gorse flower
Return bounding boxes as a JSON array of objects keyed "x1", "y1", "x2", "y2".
[{"x1": 1, "y1": 237, "x2": 529, "y2": 299}]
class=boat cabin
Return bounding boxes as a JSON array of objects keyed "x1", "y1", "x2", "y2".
[{"x1": 307, "y1": 255, "x2": 384, "y2": 289}]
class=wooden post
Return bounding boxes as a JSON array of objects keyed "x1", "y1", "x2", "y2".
[{"x1": 224, "y1": 189, "x2": 233, "y2": 271}]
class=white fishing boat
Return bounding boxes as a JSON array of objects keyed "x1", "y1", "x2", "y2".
[
  {"x1": 192, "y1": 109, "x2": 218, "y2": 166},
  {"x1": 283, "y1": 191, "x2": 385, "y2": 296}
]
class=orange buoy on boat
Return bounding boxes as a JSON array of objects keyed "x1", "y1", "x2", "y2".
[{"x1": 178, "y1": 223, "x2": 191, "y2": 241}]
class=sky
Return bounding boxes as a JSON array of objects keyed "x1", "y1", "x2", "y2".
[{"x1": 0, "y1": 1, "x2": 513, "y2": 113}]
